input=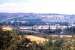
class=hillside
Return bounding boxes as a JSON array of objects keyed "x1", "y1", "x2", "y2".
[{"x1": 0, "y1": 13, "x2": 75, "y2": 25}]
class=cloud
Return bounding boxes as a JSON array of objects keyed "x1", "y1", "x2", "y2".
[
  {"x1": 0, "y1": 0, "x2": 75, "y2": 14},
  {"x1": 0, "y1": 0, "x2": 74, "y2": 4},
  {"x1": 0, "y1": 0, "x2": 29, "y2": 4}
]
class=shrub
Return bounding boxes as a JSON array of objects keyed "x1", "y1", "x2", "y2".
[{"x1": 0, "y1": 27, "x2": 17, "y2": 50}]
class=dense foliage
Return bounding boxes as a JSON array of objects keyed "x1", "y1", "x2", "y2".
[{"x1": 0, "y1": 27, "x2": 17, "y2": 50}]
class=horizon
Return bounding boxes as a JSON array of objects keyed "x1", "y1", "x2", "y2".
[{"x1": 0, "y1": 12, "x2": 74, "y2": 15}]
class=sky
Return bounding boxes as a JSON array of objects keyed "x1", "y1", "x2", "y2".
[{"x1": 0, "y1": 0, "x2": 75, "y2": 14}]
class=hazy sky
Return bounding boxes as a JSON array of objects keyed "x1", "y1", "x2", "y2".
[{"x1": 0, "y1": 0, "x2": 75, "y2": 14}]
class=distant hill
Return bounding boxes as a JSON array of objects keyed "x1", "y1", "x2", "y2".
[{"x1": 0, "y1": 13, "x2": 75, "y2": 26}]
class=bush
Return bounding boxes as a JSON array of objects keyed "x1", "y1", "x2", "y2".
[{"x1": 0, "y1": 27, "x2": 17, "y2": 50}]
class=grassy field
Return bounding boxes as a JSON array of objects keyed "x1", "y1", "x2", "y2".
[{"x1": 17, "y1": 35, "x2": 75, "y2": 44}]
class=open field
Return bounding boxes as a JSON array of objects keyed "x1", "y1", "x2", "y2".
[{"x1": 17, "y1": 34, "x2": 75, "y2": 44}]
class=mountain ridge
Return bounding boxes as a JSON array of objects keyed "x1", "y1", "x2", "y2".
[{"x1": 0, "y1": 13, "x2": 75, "y2": 25}]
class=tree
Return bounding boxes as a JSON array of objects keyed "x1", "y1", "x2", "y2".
[
  {"x1": 54, "y1": 39, "x2": 64, "y2": 47},
  {"x1": 44, "y1": 39, "x2": 53, "y2": 50},
  {"x1": 0, "y1": 27, "x2": 17, "y2": 50}
]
